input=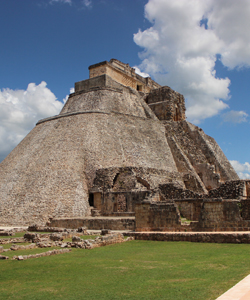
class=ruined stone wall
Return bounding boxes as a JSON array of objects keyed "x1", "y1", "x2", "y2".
[
  {"x1": 198, "y1": 199, "x2": 243, "y2": 230},
  {"x1": 135, "y1": 201, "x2": 181, "y2": 231},
  {"x1": 175, "y1": 199, "x2": 203, "y2": 221},
  {"x1": 241, "y1": 199, "x2": 250, "y2": 220},
  {"x1": 101, "y1": 191, "x2": 150, "y2": 215},
  {"x1": 90, "y1": 166, "x2": 185, "y2": 216},
  {"x1": 47, "y1": 217, "x2": 135, "y2": 230},
  {"x1": 208, "y1": 180, "x2": 246, "y2": 199},
  {"x1": 146, "y1": 86, "x2": 186, "y2": 121},
  {"x1": 159, "y1": 183, "x2": 203, "y2": 200},
  {"x1": 91, "y1": 167, "x2": 184, "y2": 193},
  {"x1": 134, "y1": 197, "x2": 250, "y2": 232}
]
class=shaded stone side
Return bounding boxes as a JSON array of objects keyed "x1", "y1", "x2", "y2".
[
  {"x1": 164, "y1": 120, "x2": 239, "y2": 191},
  {"x1": 145, "y1": 86, "x2": 186, "y2": 121},
  {"x1": 188, "y1": 122, "x2": 240, "y2": 183},
  {"x1": 167, "y1": 136, "x2": 207, "y2": 193}
]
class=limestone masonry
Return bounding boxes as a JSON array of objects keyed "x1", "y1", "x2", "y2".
[{"x1": 0, "y1": 59, "x2": 248, "y2": 231}]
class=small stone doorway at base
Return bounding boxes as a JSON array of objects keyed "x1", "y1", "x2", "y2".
[
  {"x1": 88, "y1": 193, "x2": 94, "y2": 207},
  {"x1": 88, "y1": 192, "x2": 102, "y2": 210}
]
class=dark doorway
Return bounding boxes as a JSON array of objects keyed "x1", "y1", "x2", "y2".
[
  {"x1": 88, "y1": 193, "x2": 94, "y2": 206},
  {"x1": 137, "y1": 85, "x2": 142, "y2": 91}
]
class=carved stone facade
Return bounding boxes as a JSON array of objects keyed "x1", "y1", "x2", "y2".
[{"x1": 88, "y1": 59, "x2": 160, "y2": 93}]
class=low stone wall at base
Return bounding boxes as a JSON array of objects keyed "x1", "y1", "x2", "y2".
[
  {"x1": 47, "y1": 217, "x2": 135, "y2": 230},
  {"x1": 12, "y1": 249, "x2": 71, "y2": 260},
  {"x1": 127, "y1": 232, "x2": 250, "y2": 244},
  {"x1": 0, "y1": 237, "x2": 26, "y2": 244}
]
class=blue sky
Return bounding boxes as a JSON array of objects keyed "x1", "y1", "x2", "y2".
[{"x1": 0, "y1": 0, "x2": 250, "y2": 178}]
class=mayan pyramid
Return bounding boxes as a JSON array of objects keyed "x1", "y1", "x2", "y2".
[{"x1": 0, "y1": 59, "x2": 239, "y2": 226}]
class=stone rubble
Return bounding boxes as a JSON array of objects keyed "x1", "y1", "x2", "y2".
[{"x1": 0, "y1": 228, "x2": 134, "y2": 261}]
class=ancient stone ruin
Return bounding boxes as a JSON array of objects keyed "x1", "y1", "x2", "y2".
[{"x1": 0, "y1": 58, "x2": 249, "y2": 232}]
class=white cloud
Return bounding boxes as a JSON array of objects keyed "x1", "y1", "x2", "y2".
[
  {"x1": 230, "y1": 160, "x2": 250, "y2": 179},
  {"x1": 222, "y1": 110, "x2": 248, "y2": 123},
  {"x1": 134, "y1": 0, "x2": 250, "y2": 123},
  {"x1": 133, "y1": 66, "x2": 150, "y2": 78},
  {"x1": 82, "y1": 0, "x2": 92, "y2": 8},
  {"x1": 49, "y1": 0, "x2": 72, "y2": 4},
  {"x1": 0, "y1": 82, "x2": 63, "y2": 162},
  {"x1": 207, "y1": 0, "x2": 250, "y2": 69},
  {"x1": 63, "y1": 87, "x2": 75, "y2": 103}
]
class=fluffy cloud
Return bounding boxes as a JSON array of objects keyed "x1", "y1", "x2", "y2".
[
  {"x1": 133, "y1": 66, "x2": 150, "y2": 78},
  {"x1": 82, "y1": 0, "x2": 92, "y2": 8},
  {"x1": 49, "y1": 0, "x2": 72, "y2": 4},
  {"x1": 63, "y1": 87, "x2": 75, "y2": 103},
  {"x1": 49, "y1": 0, "x2": 92, "y2": 8},
  {"x1": 222, "y1": 110, "x2": 248, "y2": 123},
  {"x1": 0, "y1": 82, "x2": 63, "y2": 162},
  {"x1": 230, "y1": 160, "x2": 250, "y2": 179},
  {"x1": 134, "y1": 0, "x2": 250, "y2": 123}
]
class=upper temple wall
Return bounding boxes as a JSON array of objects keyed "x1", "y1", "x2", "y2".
[{"x1": 88, "y1": 59, "x2": 161, "y2": 93}]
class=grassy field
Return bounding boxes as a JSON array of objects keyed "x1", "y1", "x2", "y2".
[{"x1": 1, "y1": 240, "x2": 250, "y2": 300}]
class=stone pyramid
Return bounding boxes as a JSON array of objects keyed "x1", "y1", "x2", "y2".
[{"x1": 0, "y1": 59, "x2": 239, "y2": 226}]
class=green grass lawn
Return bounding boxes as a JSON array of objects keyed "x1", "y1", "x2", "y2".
[{"x1": 1, "y1": 240, "x2": 250, "y2": 300}]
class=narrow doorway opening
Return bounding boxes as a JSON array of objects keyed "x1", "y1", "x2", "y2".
[
  {"x1": 88, "y1": 193, "x2": 94, "y2": 207},
  {"x1": 137, "y1": 85, "x2": 142, "y2": 91}
]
